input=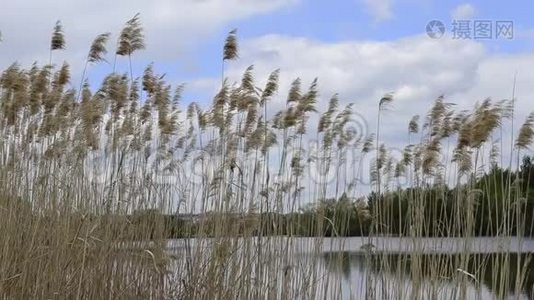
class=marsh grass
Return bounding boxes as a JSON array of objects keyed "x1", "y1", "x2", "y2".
[{"x1": 0, "y1": 15, "x2": 533, "y2": 299}]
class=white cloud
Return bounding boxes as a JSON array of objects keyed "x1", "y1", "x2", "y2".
[
  {"x1": 361, "y1": 0, "x2": 393, "y2": 23},
  {"x1": 211, "y1": 33, "x2": 534, "y2": 157},
  {"x1": 0, "y1": 0, "x2": 299, "y2": 68},
  {"x1": 221, "y1": 34, "x2": 483, "y2": 138},
  {"x1": 451, "y1": 3, "x2": 476, "y2": 20}
]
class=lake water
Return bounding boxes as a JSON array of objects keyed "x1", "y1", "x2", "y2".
[{"x1": 164, "y1": 237, "x2": 534, "y2": 299}]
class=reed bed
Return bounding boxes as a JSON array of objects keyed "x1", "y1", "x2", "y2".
[{"x1": 0, "y1": 14, "x2": 532, "y2": 299}]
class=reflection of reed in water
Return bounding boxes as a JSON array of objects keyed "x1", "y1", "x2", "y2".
[{"x1": 322, "y1": 251, "x2": 534, "y2": 299}]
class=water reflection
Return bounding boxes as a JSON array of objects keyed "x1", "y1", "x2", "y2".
[{"x1": 322, "y1": 251, "x2": 534, "y2": 299}]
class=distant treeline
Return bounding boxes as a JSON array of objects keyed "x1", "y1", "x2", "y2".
[{"x1": 116, "y1": 156, "x2": 534, "y2": 239}]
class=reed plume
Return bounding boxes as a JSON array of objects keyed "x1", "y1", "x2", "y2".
[
  {"x1": 116, "y1": 13, "x2": 145, "y2": 56},
  {"x1": 116, "y1": 13, "x2": 145, "y2": 80},
  {"x1": 50, "y1": 20, "x2": 66, "y2": 51},
  {"x1": 516, "y1": 112, "x2": 534, "y2": 149},
  {"x1": 408, "y1": 115, "x2": 419, "y2": 134},
  {"x1": 88, "y1": 33, "x2": 111, "y2": 63},
  {"x1": 223, "y1": 29, "x2": 238, "y2": 61},
  {"x1": 49, "y1": 20, "x2": 65, "y2": 65},
  {"x1": 260, "y1": 69, "x2": 280, "y2": 106}
]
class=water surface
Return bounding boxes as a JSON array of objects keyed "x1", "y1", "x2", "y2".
[{"x1": 166, "y1": 237, "x2": 534, "y2": 299}]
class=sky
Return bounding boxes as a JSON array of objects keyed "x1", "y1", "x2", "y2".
[{"x1": 1, "y1": 0, "x2": 534, "y2": 194}]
